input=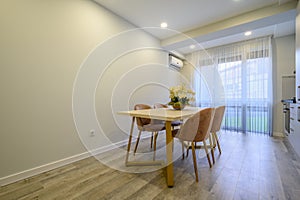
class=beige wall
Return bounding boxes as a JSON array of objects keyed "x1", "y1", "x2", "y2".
[
  {"x1": 297, "y1": 2, "x2": 300, "y2": 101},
  {"x1": 0, "y1": 0, "x2": 171, "y2": 179},
  {"x1": 0, "y1": 0, "x2": 295, "y2": 182},
  {"x1": 95, "y1": 49, "x2": 181, "y2": 144}
]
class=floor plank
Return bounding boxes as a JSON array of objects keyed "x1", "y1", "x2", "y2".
[{"x1": 1, "y1": 131, "x2": 300, "y2": 200}]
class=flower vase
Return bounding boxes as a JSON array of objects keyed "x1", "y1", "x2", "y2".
[{"x1": 172, "y1": 103, "x2": 186, "y2": 110}]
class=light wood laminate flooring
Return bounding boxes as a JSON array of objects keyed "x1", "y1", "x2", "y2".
[{"x1": 1, "y1": 132, "x2": 300, "y2": 200}]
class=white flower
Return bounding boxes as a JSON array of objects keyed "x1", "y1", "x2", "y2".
[{"x1": 168, "y1": 84, "x2": 195, "y2": 105}]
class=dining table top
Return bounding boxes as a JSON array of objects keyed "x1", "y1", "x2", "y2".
[{"x1": 118, "y1": 106, "x2": 202, "y2": 121}]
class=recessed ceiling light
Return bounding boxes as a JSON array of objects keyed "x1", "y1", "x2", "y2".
[
  {"x1": 244, "y1": 31, "x2": 252, "y2": 36},
  {"x1": 160, "y1": 22, "x2": 168, "y2": 28},
  {"x1": 190, "y1": 44, "x2": 196, "y2": 49}
]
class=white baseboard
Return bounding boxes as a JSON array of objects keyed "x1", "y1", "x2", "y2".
[
  {"x1": 273, "y1": 131, "x2": 285, "y2": 137},
  {"x1": 0, "y1": 139, "x2": 129, "y2": 186}
]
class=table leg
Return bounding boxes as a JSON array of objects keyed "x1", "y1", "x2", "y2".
[
  {"x1": 165, "y1": 121, "x2": 174, "y2": 187},
  {"x1": 125, "y1": 117, "x2": 135, "y2": 165}
]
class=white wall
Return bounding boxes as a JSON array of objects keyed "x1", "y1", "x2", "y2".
[
  {"x1": 0, "y1": 0, "x2": 176, "y2": 182},
  {"x1": 273, "y1": 35, "x2": 296, "y2": 135}
]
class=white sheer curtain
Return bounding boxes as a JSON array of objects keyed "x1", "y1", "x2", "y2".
[{"x1": 190, "y1": 37, "x2": 273, "y2": 135}]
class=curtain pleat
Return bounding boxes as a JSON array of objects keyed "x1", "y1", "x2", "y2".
[{"x1": 190, "y1": 37, "x2": 273, "y2": 135}]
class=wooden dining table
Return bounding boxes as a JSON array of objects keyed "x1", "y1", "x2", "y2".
[{"x1": 118, "y1": 106, "x2": 202, "y2": 187}]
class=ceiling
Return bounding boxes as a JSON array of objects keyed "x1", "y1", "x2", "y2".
[{"x1": 94, "y1": 0, "x2": 297, "y2": 55}]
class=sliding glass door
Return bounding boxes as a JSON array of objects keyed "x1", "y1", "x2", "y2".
[
  {"x1": 191, "y1": 37, "x2": 273, "y2": 135},
  {"x1": 218, "y1": 55, "x2": 272, "y2": 134}
]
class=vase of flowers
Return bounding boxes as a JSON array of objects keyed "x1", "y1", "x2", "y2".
[{"x1": 168, "y1": 84, "x2": 195, "y2": 110}]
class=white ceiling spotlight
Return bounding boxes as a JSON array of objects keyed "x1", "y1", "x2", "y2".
[
  {"x1": 160, "y1": 22, "x2": 168, "y2": 28},
  {"x1": 189, "y1": 44, "x2": 196, "y2": 49},
  {"x1": 244, "y1": 31, "x2": 252, "y2": 36}
]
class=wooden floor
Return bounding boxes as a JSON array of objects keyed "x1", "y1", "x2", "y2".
[{"x1": 1, "y1": 131, "x2": 300, "y2": 200}]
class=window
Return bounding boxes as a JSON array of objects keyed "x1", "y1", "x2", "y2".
[{"x1": 191, "y1": 37, "x2": 273, "y2": 135}]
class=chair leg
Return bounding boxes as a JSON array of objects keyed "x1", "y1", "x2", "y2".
[
  {"x1": 172, "y1": 137, "x2": 174, "y2": 152},
  {"x1": 191, "y1": 142, "x2": 199, "y2": 182},
  {"x1": 181, "y1": 140, "x2": 185, "y2": 160},
  {"x1": 150, "y1": 132, "x2": 154, "y2": 148},
  {"x1": 203, "y1": 140, "x2": 212, "y2": 168},
  {"x1": 209, "y1": 134, "x2": 215, "y2": 164},
  {"x1": 212, "y1": 132, "x2": 216, "y2": 148},
  {"x1": 213, "y1": 132, "x2": 222, "y2": 155},
  {"x1": 153, "y1": 132, "x2": 158, "y2": 160},
  {"x1": 134, "y1": 130, "x2": 142, "y2": 154},
  {"x1": 186, "y1": 142, "x2": 190, "y2": 158}
]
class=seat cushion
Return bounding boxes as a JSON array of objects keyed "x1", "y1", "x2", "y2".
[{"x1": 171, "y1": 120, "x2": 182, "y2": 126}]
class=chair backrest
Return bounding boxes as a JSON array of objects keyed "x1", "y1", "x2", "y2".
[
  {"x1": 175, "y1": 108, "x2": 215, "y2": 142},
  {"x1": 153, "y1": 103, "x2": 168, "y2": 109},
  {"x1": 134, "y1": 104, "x2": 151, "y2": 127},
  {"x1": 211, "y1": 106, "x2": 225, "y2": 132}
]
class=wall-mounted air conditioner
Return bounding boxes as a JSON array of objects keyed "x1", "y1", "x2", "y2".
[{"x1": 169, "y1": 55, "x2": 183, "y2": 70}]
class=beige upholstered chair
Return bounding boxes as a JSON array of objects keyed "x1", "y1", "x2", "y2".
[
  {"x1": 153, "y1": 103, "x2": 182, "y2": 128},
  {"x1": 211, "y1": 105, "x2": 226, "y2": 155},
  {"x1": 133, "y1": 104, "x2": 165, "y2": 158},
  {"x1": 172, "y1": 108, "x2": 215, "y2": 182}
]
